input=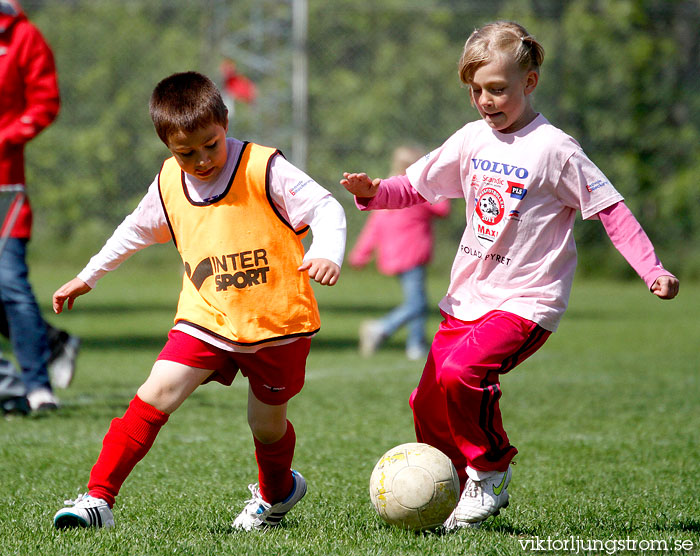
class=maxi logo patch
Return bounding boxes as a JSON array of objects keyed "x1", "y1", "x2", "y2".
[
  {"x1": 475, "y1": 187, "x2": 505, "y2": 225},
  {"x1": 185, "y1": 249, "x2": 270, "y2": 292},
  {"x1": 473, "y1": 187, "x2": 506, "y2": 247}
]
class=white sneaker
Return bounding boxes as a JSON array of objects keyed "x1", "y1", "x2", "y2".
[
  {"x1": 49, "y1": 335, "x2": 81, "y2": 389},
  {"x1": 232, "y1": 470, "x2": 307, "y2": 531},
  {"x1": 443, "y1": 466, "x2": 512, "y2": 530},
  {"x1": 53, "y1": 493, "x2": 114, "y2": 529},
  {"x1": 359, "y1": 320, "x2": 383, "y2": 357},
  {"x1": 27, "y1": 387, "x2": 59, "y2": 411},
  {"x1": 442, "y1": 511, "x2": 483, "y2": 531},
  {"x1": 406, "y1": 345, "x2": 427, "y2": 361}
]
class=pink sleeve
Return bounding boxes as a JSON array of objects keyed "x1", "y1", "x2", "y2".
[
  {"x1": 598, "y1": 201, "x2": 675, "y2": 289},
  {"x1": 348, "y1": 212, "x2": 379, "y2": 267},
  {"x1": 355, "y1": 175, "x2": 426, "y2": 210}
]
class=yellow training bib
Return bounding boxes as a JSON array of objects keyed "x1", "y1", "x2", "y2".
[{"x1": 158, "y1": 142, "x2": 320, "y2": 346}]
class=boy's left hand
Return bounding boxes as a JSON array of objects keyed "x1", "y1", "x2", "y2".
[
  {"x1": 651, "y1": 275, "x2": 679, "y2": 300},
  {"x1": 299, "y1": 258, "x2": 341, "y2": 286}
]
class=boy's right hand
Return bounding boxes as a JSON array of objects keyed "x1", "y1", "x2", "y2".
[
  {"x1": 53, "y1": 277, "x2": 92, "y2": 314},
  {"x1": 340, "y1": 172, "x2": 381, "y2": 198}
]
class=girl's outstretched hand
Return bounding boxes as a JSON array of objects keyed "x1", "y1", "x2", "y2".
[
  {"x1": 53, "y1": 277, "x2": 92, "y2": 314},
  {"x1": 340, "y1": 172, "x2": 381, "y2": 198},
  {"x1": 651, "y1": 275, "x2": 679, "y2": 300}
]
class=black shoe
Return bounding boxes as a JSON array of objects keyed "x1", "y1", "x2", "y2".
[{"x1": 2, "y1": 396, "x2": 31, "y2": 416}]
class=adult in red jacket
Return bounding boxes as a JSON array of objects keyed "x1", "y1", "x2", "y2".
[{"x1": 0, "y1": 0, "x2": 78, "y2": 413}]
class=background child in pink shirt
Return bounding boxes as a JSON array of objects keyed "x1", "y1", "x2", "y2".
[
  {"x1": 341, "y1": 21, "x2": 678, "y2": 532},
  {"x1": 349, "y1": 146, "x2": 449, "y2": 360}
]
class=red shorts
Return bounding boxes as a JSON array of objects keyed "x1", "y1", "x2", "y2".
[{"x1": 156, "y1": 330, "x2": 311, "y2": 405}]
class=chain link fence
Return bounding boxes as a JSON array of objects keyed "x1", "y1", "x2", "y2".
[{"x1": 21, "y1": 0, "x2": 700, "y2": 276}]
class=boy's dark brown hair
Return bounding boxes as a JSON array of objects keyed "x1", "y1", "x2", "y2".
[{"x1": 149, "y1": 71, "x2": 229, "y2": 145}]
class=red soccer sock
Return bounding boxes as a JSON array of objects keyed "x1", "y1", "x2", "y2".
[
  {"x1": 87, "y1": 395, "x2": 169, "y2": 507},
  {"x1": 254, "y1": 420, "x2": 296, "y2": 504}
]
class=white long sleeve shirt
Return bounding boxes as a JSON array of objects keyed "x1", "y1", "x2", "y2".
[{"x1": 77, "y1": 137, "x2": 346, "y2": 351}]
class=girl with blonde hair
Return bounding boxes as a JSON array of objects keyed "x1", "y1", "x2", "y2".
[{"x1": 342, "y1": 21, "x2": 678, "y2": 530}]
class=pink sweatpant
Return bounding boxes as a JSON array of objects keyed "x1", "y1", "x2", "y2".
[{"x1": 409, "y1": 310, "x2": 550, "y2": 489}]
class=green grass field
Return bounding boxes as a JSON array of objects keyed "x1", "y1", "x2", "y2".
[{"x1": 1, "y1": 250, "x2": 699, "y2": 555}]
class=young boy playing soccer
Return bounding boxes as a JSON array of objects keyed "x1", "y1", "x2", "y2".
[{"x1": 52, "y1": 71, "x2": 346, "y2": 530}]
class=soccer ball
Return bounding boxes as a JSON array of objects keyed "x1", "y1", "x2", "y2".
[{"x1": 369, "y1": 442, "x2": 460, "y2": 531}]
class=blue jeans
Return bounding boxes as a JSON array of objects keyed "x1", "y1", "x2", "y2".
[
  {"x1": 378, "y1": 265, "x2": 429, "y2": 351},
  {"x1": 0, "y1": 238, "x2": 52, "y2": 393}
]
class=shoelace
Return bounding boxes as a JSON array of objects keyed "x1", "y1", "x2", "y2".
[
  {"x1": 464, "y1": 479, "x2": 480, "y2": 498},
  {"x1": 241, "y1": 484, "x2": 268, "y2": 511},
  {"x1": 243, "y1": 484, "x2": 260, "y2": 502},
  {"x1": 63, "y1": 493, "x2": 88, "y2": 506}
]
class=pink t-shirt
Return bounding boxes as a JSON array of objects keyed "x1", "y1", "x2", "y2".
[{"x1": 405, "y1": 114, "x2": 623, "y2": 332}]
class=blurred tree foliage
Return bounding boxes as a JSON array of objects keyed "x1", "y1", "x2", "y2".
[
  {"x1": 27, "y1": 2, "x2": 206, "y2": 240},
  {"x1": 304, "y1": 0, "x2": 700, "y2": 274},
  {"x1": 23, "y1": 0, "x2": 700, "y2": 275}
]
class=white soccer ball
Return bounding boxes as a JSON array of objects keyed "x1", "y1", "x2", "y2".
[{"x1": 369, "y1": 442, "x2": 460, "y2": 531}]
